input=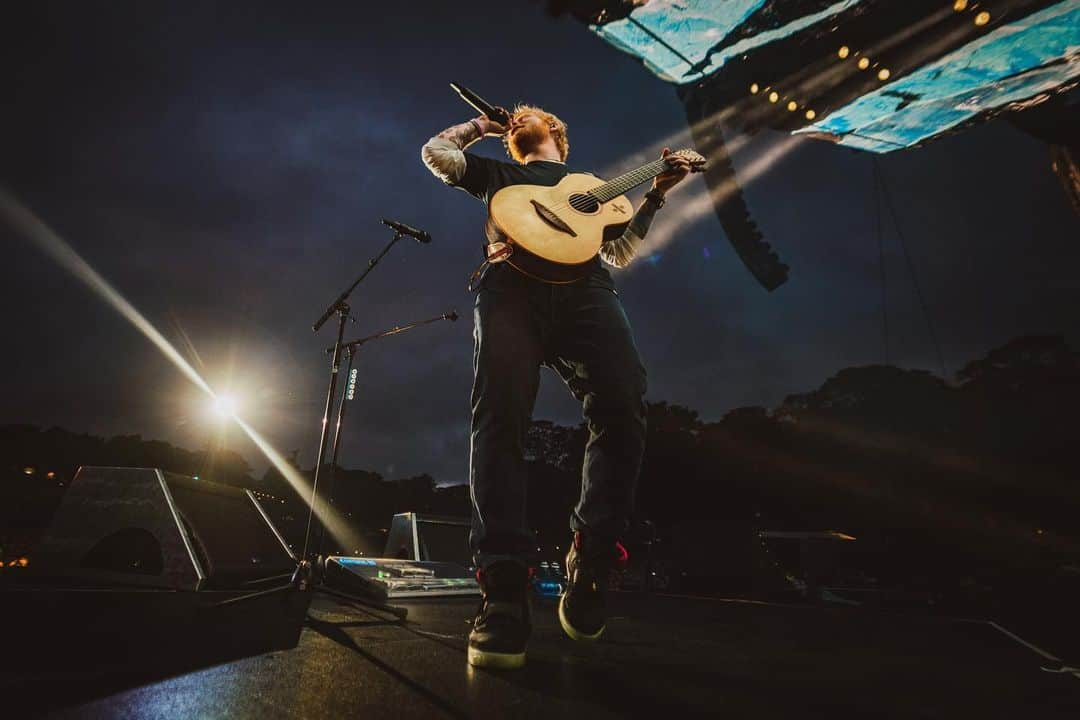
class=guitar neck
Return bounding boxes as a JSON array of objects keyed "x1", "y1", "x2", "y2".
[{"x1": 590, "y1": 159, "x2": 669, "y2": 203}]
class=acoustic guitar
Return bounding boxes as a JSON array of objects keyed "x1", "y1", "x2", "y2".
[{"x1": 486, "y1": 149, "x2": 705, "y2": 283}]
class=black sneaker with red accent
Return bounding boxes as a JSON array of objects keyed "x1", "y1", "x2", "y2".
[
  {"x1": 558, "y1": 532, "x2": 629, "y2": 642},
  {"x1": 467, "y1": 561, "x2": 532, "y2": 669}
]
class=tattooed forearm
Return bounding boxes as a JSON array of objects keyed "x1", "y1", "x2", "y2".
[
  {"x1": 421, "y1": 121, "x2": 483, "y2": 185},
  {"x1": 600, "y1": 197, "x2": 660, "y2": 268},
  {"x1": 439, "y1": 121, "x2": 483, "y2": 150},
  {"x1": 626, "y1": 200, "x2": 657, "y2": 241}
]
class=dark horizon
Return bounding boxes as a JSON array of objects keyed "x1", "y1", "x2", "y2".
[
  {"x1": 3, "y1": 330, "x2": 1075, "y2": 487},
  {"x1": 7, "y1": 330, "x2": 1078, "y2": 583}
]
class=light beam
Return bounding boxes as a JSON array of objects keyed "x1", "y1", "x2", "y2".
[
  {"x1": 629, "y1": 133, "x2": 805, "y2": 259},
  {"x1": 1, "y1": 188, "x2": 357, "y2": 553}
]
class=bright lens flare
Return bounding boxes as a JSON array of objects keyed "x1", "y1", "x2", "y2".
[
  {"x1": 212, "y1": 394, "x2": 239, "y2": 419},
  {"x1": 0, "y1": 188, "x2": 355, "y2": 553}
]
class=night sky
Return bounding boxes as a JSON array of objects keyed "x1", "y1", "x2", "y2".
[{"x1": 4, "y1": 2, "x2": 1078, "y2": 485}]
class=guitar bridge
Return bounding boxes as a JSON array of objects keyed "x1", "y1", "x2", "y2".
[{"x1": 530, "y1": 200, "x2": 577, "y2": 237}]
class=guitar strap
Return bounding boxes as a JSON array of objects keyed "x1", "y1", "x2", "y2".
[{"x1": 467, "y1": 241, "x2": 513, "y2": 293}]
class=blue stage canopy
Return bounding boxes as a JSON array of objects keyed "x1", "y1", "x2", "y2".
[
  {"x1": 591, "y1": 0, "x2": 867, "y2": 83},
  {"x1": 589, "y1": 0, "x2": 1080, "y2": 153},
  {"x1": 795, "y1": 3, "x2": 1080, "y2": 152}
]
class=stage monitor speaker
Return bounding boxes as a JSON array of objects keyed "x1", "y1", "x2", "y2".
[
  {"x1": 383, "y1": 512, "x2": 471, "y2": 566},
  {"x1": 33, "y1": 466, "x2": 297, "y2": 591}
]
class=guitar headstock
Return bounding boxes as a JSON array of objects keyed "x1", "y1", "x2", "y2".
[{"x1": 666, "y1": 149, "x2": 707, "y2": 173}]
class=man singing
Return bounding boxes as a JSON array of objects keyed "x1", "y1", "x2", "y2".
[{"x1": 421, "y1": 103, "x2": 689, "y2": 669}]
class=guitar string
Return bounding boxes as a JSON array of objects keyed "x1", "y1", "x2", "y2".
[
  {"x1": 545, "y1": 158, "x2": 674, "y2": 215},
  {"x1": 549, "y1": 152, "x2": 700, "y2": 213}
]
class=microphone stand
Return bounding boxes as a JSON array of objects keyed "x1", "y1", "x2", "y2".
[
  {"x1": 314, "y1": 312, "x2": 459, "y2": 563},
  {"x1": 297, "y1": 229, "x2": 408, "y2": 588}
]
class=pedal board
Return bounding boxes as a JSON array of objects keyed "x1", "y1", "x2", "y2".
[{"x1": 324, "y1": 556, "x2": 479, "y2": 600}]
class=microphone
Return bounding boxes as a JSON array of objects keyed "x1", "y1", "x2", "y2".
[
  {"x1": 450, "y1": 82, "x2": 510, "y2": 126},
  {"x1": 382, "y1": 218, "x2": 431, "y2": 244}
]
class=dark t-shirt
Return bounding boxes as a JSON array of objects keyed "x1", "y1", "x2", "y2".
[{"x1": 454, "y1": 153, "x2": 615, "y2": 290}]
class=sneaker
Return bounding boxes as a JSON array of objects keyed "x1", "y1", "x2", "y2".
[
  {"x1": 467, "y1": 561, "x2": 531, "y2": 669},
  {"x1": 558, "y1": 532, "x2": 628, "y2": 642}
]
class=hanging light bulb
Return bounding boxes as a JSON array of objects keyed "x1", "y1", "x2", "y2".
[
  {"x1": 805, "y1": 109, "x2": 816, "y2": 120},
  {"x1": 768, "y1": 91, "x2": 779, "y2": 103},
  {"x1": 953, "y1": 0, "x2": 967, "y2": 11},
  {"x1": 975, "y1": 11, "x2": 990, "y2": 25},
  {"x1": 750, "y1": 82, "x2": 759, "y2": 94},
  {"x1": 838, "y1": 46, "x2": 850, "y2": 59},
  {"x1": 858, "y1": 57, "x2": 870, "y2": 70},
  {"x1": 787, "y1": 100, "x2": 798, "y2": 111},
  {"x1": 878, "y1": 68, "x2": 891, "y2": 81}
]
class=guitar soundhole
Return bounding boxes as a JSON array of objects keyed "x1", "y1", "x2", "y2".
[{"x1": 568, "y1": 193, "x2": 601, "y2": 215}]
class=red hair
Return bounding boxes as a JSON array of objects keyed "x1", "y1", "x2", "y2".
[{"x1": 504, "y1": 104, "x2": 569, "y2": 163}]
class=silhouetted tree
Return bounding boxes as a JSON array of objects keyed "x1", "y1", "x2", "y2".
[{"x1": 7, "y1": 335, "x2": 1080, "y2": 606}]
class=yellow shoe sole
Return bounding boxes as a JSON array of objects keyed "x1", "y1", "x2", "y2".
[
  {"x1": 467, "y1": 645, "x2": 526, "y2": 670},
  {"x1": 558, "y1": 594, "x2": 604, "y2": 642}
]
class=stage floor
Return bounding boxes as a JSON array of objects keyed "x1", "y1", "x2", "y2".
[{"x1": 11, "y1": 591, "x2": 1080, "y2": 719}]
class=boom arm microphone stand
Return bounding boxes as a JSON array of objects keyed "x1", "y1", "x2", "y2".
[
  {"x1": 308, "y1": 311, "x2": 458, "y2": 619},
  {"x1": 297, "y1": 226, "x2": 421, "y2": 589},
  {"x1": 313, "y1": 311, "x2": 459, "y2": 563}
]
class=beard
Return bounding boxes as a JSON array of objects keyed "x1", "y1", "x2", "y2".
[{"x1": 507, "y1": 124, "x2": 549, "y2": 162}]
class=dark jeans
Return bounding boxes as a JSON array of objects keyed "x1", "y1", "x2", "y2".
[{"x1": 469, "y1": 264, "x2": 647, "y2": 570}]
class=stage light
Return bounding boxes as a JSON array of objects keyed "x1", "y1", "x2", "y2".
[
  {"x1": 22, "y1": 467, "x2": 34, "y2": 476},
  {"x1": 750, "y1": 82, "x2": 759, "y2": 94},
  {"x1": 878, "y1": 68, "x2": 891, "y2": 81},
  {"x1": 212, "y1": 394, "x2": 238, "y2": 419},
  {"x1": 805, "y1": 109, "x2": 816, "y2": 120},
  {"x1": 787, "y1": 101, "x2": 798, "y2": 111},
  {"x1": 858, "y1": 57, "x2": 870, "y2": 70},
  {"x1": 768, "y1": 91, "x2": 779, "y2": 103},
  {"x1": 975, "y1": 10, "x2": 990, "y2": 25},
  {"x1": 46, "y1": 471, "x2": 55, "y2": 479},
  {"x1": 2, "y1": 172, "x2": 448, "y2": 559},
  {"x1": 953, "y1": 0, "x2": 967, "y2": 11},
  {"x1": 838, "y1": 46, "x2": 850, "y2": 59}
]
